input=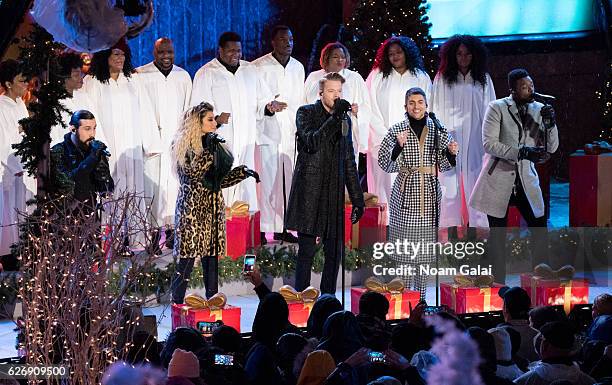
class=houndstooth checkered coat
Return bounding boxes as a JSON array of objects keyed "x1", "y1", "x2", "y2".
[{"x1": 378, "y1": 116, "x2": 455, "y2": 298}]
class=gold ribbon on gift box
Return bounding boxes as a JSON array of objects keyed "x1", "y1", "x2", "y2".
[
  {"x1": 531, "y1": 264, "x2": 576, "y2": 314},
  {"x1": 279, "y1": 285, "x2": 320, "y2": 312},
  {"x1": 180, "y1": 293, "x2": 227, "y2": 326},
  {"x1": 451, "y1": 275, "x2": 495, "y2": 313},
  {"x1": 364, "y1": 277, "x2": 405, "y2": 319},
  {"x1": 225, "y1": 201, "x2": 249, "y2": 219}
]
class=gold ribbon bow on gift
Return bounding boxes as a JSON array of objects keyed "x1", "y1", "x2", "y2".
[
  {"x1": 452, "y1": 275, "x2": 495, "y2": 313},
  {"x1": 225, "y1": 201, "x2": 249, "y2": 219},
  {"x1": 533, "y1": 263, "x2": 575, "y2": 280},
  {"x1": 364, "y1": 277, "x2": 405, "y2": 319},
  {"x1": 279, "y1": 285, "x2": 321, "y2": 303},
  {"x1": 364, "y1": 277, "x2": 405, "y2": 293},
  {"x1": 453, "y1": 275, "x2": 494, "y2": 288},
  {"x1": 184, "y1": 292, "x2": 227, "y2": 309},
  {"x1": 532, "y1": 264, "x2": 576, "y2": 314}
]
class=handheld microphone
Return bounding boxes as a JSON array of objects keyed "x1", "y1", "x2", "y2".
[
  {"x1": 101, "y1": 149, "x2": 111, "y2": 157},
  {"x1": 428, "y1": 112, "x2": 443, "y2": 130},
  {"x1": 532, "y1": 92, "x2": 556, "y2": 103}
]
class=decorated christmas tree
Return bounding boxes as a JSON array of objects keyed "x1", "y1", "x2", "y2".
[{"x1": 345, "y1": 0, "x2": 437, "y2": 77}]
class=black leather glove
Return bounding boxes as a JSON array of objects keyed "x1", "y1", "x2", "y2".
[
  {"x1": 332, "y1": 98, "x2": 352, "y2": 118},
  {"x1": 351, "y1": 205, "x2": 364, "y2": 224},
  {"x1": 89, "y1": 140, "x2": 107, "y2": 159},
  {"x1": 202, "y1": 132, "x2": 224, "y2": 151},
  {"x1": 540, "y1": 105, "x2": 556, "y2": 129},
  {"x1": 518, "y1": 146, "x2": 547, "y2": 163},
  {"x1": 244, "y1": 167, "x2": 260, "y2": 183}
]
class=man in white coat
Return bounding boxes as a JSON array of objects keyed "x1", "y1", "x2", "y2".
[
  {"x1": 252, "y1": 26, "x2": 303, "y2": 244},
  {"x1": 191, "y1": 31, "x2": 283, "y2": 214},
  {"x1": 137, "y1": 37, "x2": 192, "y2": 251},
  {"x1": 470, "y1": 69, "x2": 558, "y2": 283}
]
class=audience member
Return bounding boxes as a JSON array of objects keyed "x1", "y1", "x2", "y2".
[
  {"x1": 160, "y1": 327, "x2": 208, "y2": 368},
  {"x1": 167, "y1": 348, "x2": 202, "y2": 385},
  {"x1": 488, "y1": 326, "x2": 524, "y2": 380},
  {"x1": 466, "y1": 327, "x2": 514, "y2": 385},
  {"x1": 514, "y1": 321, "x2": 596, "y2": 385},
  {"x1": 296, "y1": 350, "x2": 336, "y2": 385},
  {"x1": 499, "y1": 287, "x2": 539, "y2": 362},
  {"x1": 306, "y1": 294, "x2": 343, "y2": 339}
]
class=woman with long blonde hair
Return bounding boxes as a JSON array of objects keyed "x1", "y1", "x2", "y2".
[{"x1": 171, "y1": 102, "x2": 259, "y2": 302}]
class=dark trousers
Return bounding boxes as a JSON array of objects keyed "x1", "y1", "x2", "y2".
[
  {"x1": 295, "y1": 233, "x2": 341, "y2": 295},
  {"x1": 171, "y1": 256, "x2": 219, "y2": 303},
  {"x1": 486, "y1": 178, "x2": 548, "y2": 284}
]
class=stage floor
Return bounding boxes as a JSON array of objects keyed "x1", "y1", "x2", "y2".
[{"x1": 0, "y1": 181, "x2": 607, "y2": 358}]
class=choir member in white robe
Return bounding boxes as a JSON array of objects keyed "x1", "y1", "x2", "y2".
[
  {"x1": 367, "y1": 36, "x2": 432, "y2": 215},
  {"x1": 137, "y1": 38, "x2": 192, "y2": 239},
  {"x1": 82, "y1": 41, "x2": 161, "y2": 237},
  {"x1": 0, "y1": 60, "x2": 36, "y2": 256},
  {"x1": 191, "y1": 32, "x2": 282, "y2": 212},
  {"x1": 252, "y1": 26, "x2": 304, "y2": 243},
  {"x1": 50, "y1": 52, "x2": 100, "y2": 145},
  {"x1": 303, "y1": 42, "x2": 372, "y2": 158},
  {"x1": 431, "y1": 35, "x2": 496, "y2": 229}
]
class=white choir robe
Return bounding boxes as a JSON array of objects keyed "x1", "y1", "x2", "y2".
[
  {"x1": 304, "y1": 68, "x2": 373, "y2": 157},
  {"x1": 366, "y1": 68, "x2": 431, "y2": 213},
  {"x1": 82, "y1": 73, "x2": 161, "y2": 206},
  {"x1": 50, "y1": 90, "x2": 100, "y2": 145},
  {"x1": 252, "y1": 53, "x2": 305, "y2": 233},
  {"x1": 136, "y1": 62, "x2": 192, "y2": 226},
  {"x1": 431, "y1": 72, "x2": 496, "y2": 228},
  {"x1": 191, "y1": 58, "x2": 274, "y2": 210},
  {"x1": 0, "y1": 96, "x2": 36, "y2": 255}
]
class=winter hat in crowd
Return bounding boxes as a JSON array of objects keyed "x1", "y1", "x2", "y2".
[
  {"x1": 168, "y1": 348, "x2": 200, "y2": 378},
  {"x1": 488, "y1": 327, "x2": 513, "y2": 361}
]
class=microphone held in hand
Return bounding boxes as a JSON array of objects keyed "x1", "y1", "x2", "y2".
[
  {"x1": 202, "y1": 132, "x2": 226, "y2": 151},
  {"x1": 532, "y1": 92, "x2": 556, "y2": 103},
  {"x1": 90, "y1": 139, "x2": 110, "y2": 157}
]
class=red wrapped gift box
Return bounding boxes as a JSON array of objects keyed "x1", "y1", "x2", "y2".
[
  {"x1": 440, "y1": 283, "x2": 504, "y2": 314},
  {"x1": 287, "y1": 301, "x2": 315, "y2": 327},
  {"x1": 570, "y1": 152, "x2": 612, "y2": 227},
  {"x1": 171, "y1": 303, "x2": 241, "y2": 332},
  {"x1": 352, "y1": 204, "x2": 388, "y2": 248},
  {"x1": 351, "y1": 287, "x2": 420, "y2": 320},
  {"x1": 520, "y1": 273, "x2": 589, "y2": 314},
  {"x1": 226, "y1": 211, "x2": 261, "y2": 260}
]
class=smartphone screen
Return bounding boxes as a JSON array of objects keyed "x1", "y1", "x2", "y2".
[
  {"x1": 368, "y1": 351, "x2": 385, "y2": 363},
  {"x1": 423, "y1": 305, "x2": 448, "y2": 315},
  {"x1": 243, "y1": 255, "x2": 256, "y2": 272},
  {"x1": 197, "y1": 321, "x2": 220, "y2": 337},
  {"x1": 214, "y1": 354, "x2": 234, "y2": 366}
]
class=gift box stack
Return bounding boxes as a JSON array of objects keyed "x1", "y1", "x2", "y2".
[
  {"x1": 279, "y1": 285, "x2": 320, "y2": 327},
  {"x1": 570, "y1": 150, "x2": 612, "y2": 227},
  {"x1": 520, "y1": 264, "x2": 589, "y2": 314},
  {"x1": 171, "y1": 293, "x2": 241, "y2": 332},
  {"x1": 225, "y1": 201, "x2": 261, "y2": 260},
  {"x1": 351, "y1": 277, "x2": 420, "y2": 320},
  {"x1": 440, "y1": 275, "x2": 504, "y2": 314}
]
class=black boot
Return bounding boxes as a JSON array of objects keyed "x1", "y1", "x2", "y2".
[
  {"x1": 146, "y1": 228, "x2": 162, "y2": 255},
  {"x1": 260, "y1": 232, "x2": 268, "y2": 246}
]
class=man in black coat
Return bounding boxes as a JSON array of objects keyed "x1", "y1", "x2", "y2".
[
  {"x1": 49, "y1": 109, "x2": 114, "y2": 209},
  {"x1": 285, "y1": 72, "x2": 365, "y2": 294}
]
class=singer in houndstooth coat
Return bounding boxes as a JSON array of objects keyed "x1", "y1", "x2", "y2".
[{"x1": 378, "y1": 87, "x2": 457, "y2": 299}]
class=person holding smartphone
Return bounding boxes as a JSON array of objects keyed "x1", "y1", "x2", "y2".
[{"x1": 170, "y1": 102, "x2": 260, "y2": 303}]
